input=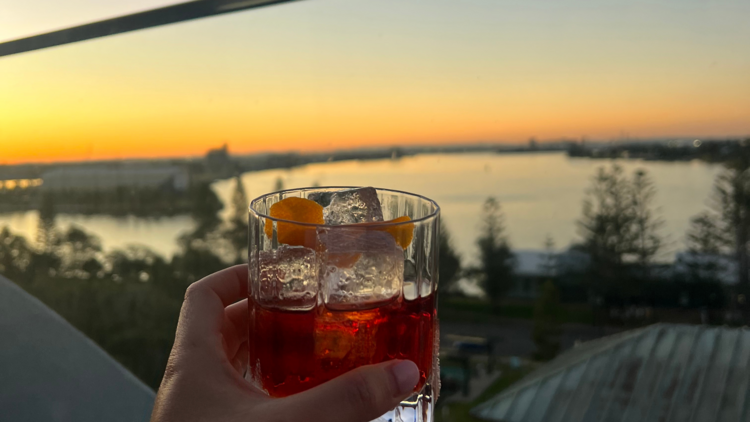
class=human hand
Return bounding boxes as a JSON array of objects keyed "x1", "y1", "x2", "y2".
[{"x1": 150, "y1": 265, "x2": 420, "y2": 422}]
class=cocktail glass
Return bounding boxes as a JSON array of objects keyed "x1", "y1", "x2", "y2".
[{"x1": 247, "y1": 187, "x2": 440, "y2": 422}]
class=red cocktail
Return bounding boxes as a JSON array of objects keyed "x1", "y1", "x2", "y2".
[{"x1": 248, "y1": 187, "x2": 440, "y2": 421}]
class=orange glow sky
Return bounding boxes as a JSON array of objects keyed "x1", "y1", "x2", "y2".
[{"x1": 1, "y1": 0, "x2": 749, "y2": 164}]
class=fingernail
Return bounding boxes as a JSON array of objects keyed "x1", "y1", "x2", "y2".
[{"x1": 389, "y1": 360, "x2": 420, "y2": 395}]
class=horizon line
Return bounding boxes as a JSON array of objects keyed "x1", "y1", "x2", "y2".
[{"x1": 2, "y1": 134, "x2": 749, "y2": 167}]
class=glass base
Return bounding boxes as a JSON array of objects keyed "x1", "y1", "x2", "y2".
[{"x1": 371, "y1": 382, "x2": 435, "y2": 422}]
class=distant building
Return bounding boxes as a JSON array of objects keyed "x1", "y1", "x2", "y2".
[
  {"x1": 205, "y1": 143, "x2": 234, "y2": 177},
  {"x1": 41, "y1": 166, "x2": 189, "y2": 193},
  {"x1": 472, "y1": 323, "x2": 750, "y2": 422},
  {"x1": 488, "y1": 248, "x2": 737, "y2": 302},
  {"x1": 509, "y1": 250, "x2": 555, "y2": 299},
  {"x1": 508, "y1": 249, "x2": 590, "y2": 300},
  {"x1": 673, "y1": 252, "x2": 738, "y2": 285}
]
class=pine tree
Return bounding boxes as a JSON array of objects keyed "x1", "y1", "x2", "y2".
[
  {"x1": 34, "y1": 193, "x2": 62, "y2": 276},
  {"x1": 630, "y1": 169, "x2": 665, "y2": 277},
  {"x1": 36, "y1": 193, "x2": 59, "y2": 252},
  {"x1": 686, "y1": 156, "x2": 750, "y2": 301},
  {"x1": 477, "y1": 197, "x2": 515, "y2": 312},
  {"x1": 227, "y1": 175, "x2": 249, "y2": 264},
  {"x1": 438, "y1": 219, "x2": 461, "y2": 296},
  {"x1": 686, "y1": 212, "x2": 730, "y2": 255},
  {"x1": 578, "y1": 164, "x2": 633, "y2": 272},
  {"x1": 578, "y1": 164, "x2": 664, "y2": 299}
]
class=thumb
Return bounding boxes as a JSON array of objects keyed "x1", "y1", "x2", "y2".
[{"x1": 276, "y1": 360, "x2": 420, "y2": 422}]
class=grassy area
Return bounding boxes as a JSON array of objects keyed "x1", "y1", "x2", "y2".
[
  {"x1": 440, "y1": 296, "x2": 593, "y2": 325},
  {"x1": 435, "y1": 363, "x2": 536, "y2": 422}
]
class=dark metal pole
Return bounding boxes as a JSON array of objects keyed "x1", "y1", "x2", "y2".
[{"x1": 0, "y1": 0, "x2": 300, "y2": 58}]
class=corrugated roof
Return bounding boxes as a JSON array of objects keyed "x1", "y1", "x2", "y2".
[{"x1": 471, "y1": 323, "x2": 750, "y2": 422}]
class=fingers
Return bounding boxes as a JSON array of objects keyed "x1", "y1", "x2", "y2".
[
  {"x1": 276, "y1": 360, "x2": 420, "y2": 422},
  {"x1": 179, "y1": 265, "x2": 248, "y2": 341},
  {"x1": 230, "y1": 341, "x2": 248, "y2": 375},
  {"x1": 222, "y1": 299, "x2": 249, "y2": 359},
  {"x1": 188, "y1": 264, "x2": 248, "y2": 307},
  {"x1": 225, "y1": 298, "x2": 249, "y2": 336}
]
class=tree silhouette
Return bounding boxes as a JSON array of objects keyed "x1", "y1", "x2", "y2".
[
  {"x1": 630, "y1": 169, "x2": 665, "y2": 276},
  {"x1": 36, "y1": 193, "x2": 59, "y2": 252},
  {"x1": 438, "y1": 219, "x2": 461, "y2": 297},
  {"x1": 226, "y1": 175, "x2": 249, "y2": 264},
  {"x1": 578, "y1": 164, "x2": 664, "y2": 300},
  {"x1": 579, "y1": 164, "x2": 633, "y2": 272},
  {"x1": 686, "y1": 212, "x2": 731, "y2": 255},
  {"x1": 274, "y1": 177, "x2": 285, "y2": 192},
  {"x1": 685, "y1": 156, "x2": 750, "y2": 306},
  {"x1": 59, "y1": 225, "x2": 103, "y2": 278},
  {"x1": 709, "y1": 166, "x2": 750, "y2": 289},
  {"x1": 188, "y1": 182, "x2": 224, "y2": 235},
  {"x1": 34, "y1": 193, "x2": 62, "y2": 276},
  {"x1": 0, "y1": 227, "x2": 35, "y2": 280},
  {"x1": 477, "y1": 197, "x2": 515, "y2": 312}
]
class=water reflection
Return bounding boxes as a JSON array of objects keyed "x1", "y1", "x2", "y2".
[
  {"x1": 0, "y1": 212, "x2": 194, "y2": 258},
  {"x1": 0, "y1": 152, "x2": 723, "y2": 261},
  {"x1": 215, "y1": 152, "x2": 722, "y2": 264}
]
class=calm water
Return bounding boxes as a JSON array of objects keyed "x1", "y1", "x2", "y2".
[{"x1": 0, "y1": 152, "x2": 722, "y2": 264}]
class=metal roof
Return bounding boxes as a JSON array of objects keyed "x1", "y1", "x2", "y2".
[
  {"x1": 0, "y1": 275, "x2": 154, "y2": 421},
  {"x1": 471, "y1": 323, "x2": 750, "y2": 422}
]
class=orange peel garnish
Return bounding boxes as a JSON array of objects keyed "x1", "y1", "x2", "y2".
[
  {"x1": 380, "y1": 216, "x2": 414, "y2": 249},
  {"x1": 265, "y1": 197, "x2": 414, "y2": 251},
  {"x1": 356, "y1": 215, "x2": 414, "y2": 249},
  {"x1": 264, "y1": 197, "x2": 324, "y2": 247}
]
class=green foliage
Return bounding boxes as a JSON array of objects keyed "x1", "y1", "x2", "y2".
[
  {"x1": 476, "y1": 197, "x2": 515, "y2": 312},
  {"x1": 58, "y1": 225, "x2": 104, "y2": 278},
  {"x1": 225, "y1": 175, "x2": 249, "y2": 264},
  {"x1": 532, "y1": 281, "x2": 562, "y2": 361},
  {"x1": 188, "y1": 182, "x2": 224, "y2": 231},
  {"x1": 17, "y1": 272, "x2": 185, "y2": 389},
  {"x1": 438, "y1": 220, "x2": 462, "y2": 297},
  {"x1": 686, "y1": 212, "x2": 730, "y2": 255},
  {"x1": 578, "y1": 164, "x2": 664, "y2": 299},
  {"x1": 178, "y1": 181, "x2": 236, "y2": 264},
  {"x1": 630, "y1": 170, "x2": 665, "y2": 268},
  {"x1": 579, "y1": 164, "x2": 633, "y2": 269},
  {"x1": 36, "y1": 193, "x2": 59, "y2": 251},
  {"x1": 686, "y1": 160, "x2": 750, "y2": 292},
  {"x1": 0, "y1": 181, "x2": 240, "y2": 389},
  {"x1": 0, "y1": 227, "x2": 35, "y2": 280}
]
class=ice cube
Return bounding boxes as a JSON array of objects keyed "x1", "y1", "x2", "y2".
[
  {"x1": 257, "y1": 245, "x2": 318, "y2": 311},
  {"x1": 319, "y1": 228, "x2": 403, "y2": 310},
  {"x1": 323, "y1": 187, "x2": 384, "y2": 225},
  {"x1": 307, "y1": 191, "x2": 334, "y2": 207}
]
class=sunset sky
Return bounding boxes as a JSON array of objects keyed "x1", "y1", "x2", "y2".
[{"x1": 1, "y1": 0, "x2": 749, "y2": 164}]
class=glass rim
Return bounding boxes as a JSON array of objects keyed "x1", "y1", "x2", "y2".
[{"x1": 249, "y1": 186, "x2": 440, "y2": 228}]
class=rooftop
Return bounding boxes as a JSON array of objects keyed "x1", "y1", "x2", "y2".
[
  {"x1": 0, "y1": 275, "x2": 154, "y2": 421},
  {"x1": 472, "y1": 323, "x2": 750, "y2": 422}
]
